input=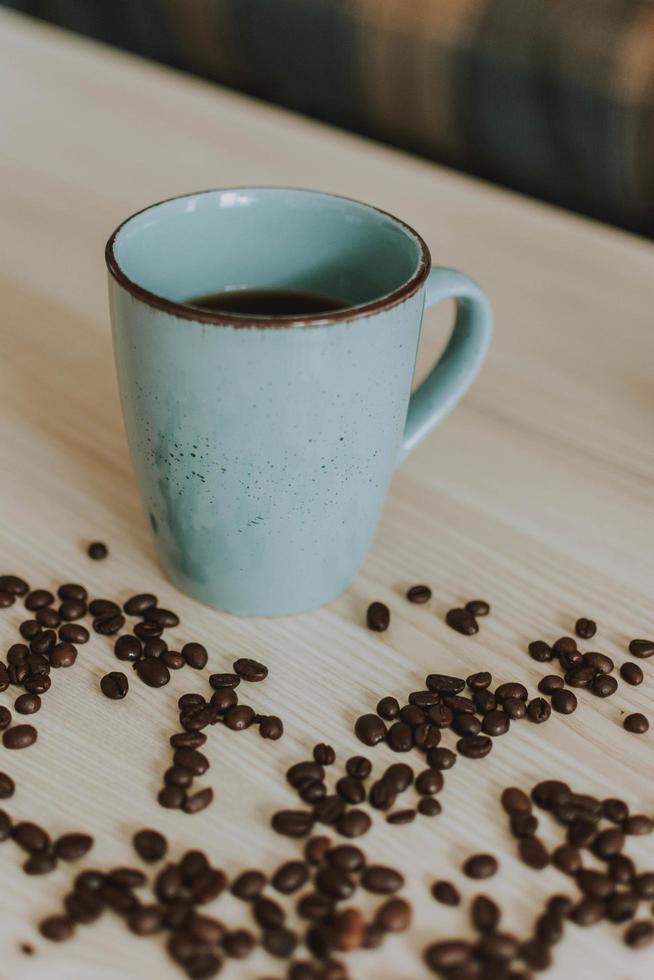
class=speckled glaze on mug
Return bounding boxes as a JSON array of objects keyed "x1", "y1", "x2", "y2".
[{"x1": 106, "y1": 188, "x2": 492, "y2": 615}]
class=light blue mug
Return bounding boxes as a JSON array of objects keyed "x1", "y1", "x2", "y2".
[{"x1": 106, "y1": 188, "x2": 491, "y2": 615}]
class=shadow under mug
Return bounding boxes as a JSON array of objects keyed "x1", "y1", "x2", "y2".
[{"x1": 106, "y1": 188, "x2": 492, "y2": 615}]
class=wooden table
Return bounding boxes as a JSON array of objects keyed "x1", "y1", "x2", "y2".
[{"x1": 1, "y1": 10, "x2": 653, "y2": 980}]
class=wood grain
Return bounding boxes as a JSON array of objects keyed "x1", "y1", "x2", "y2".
[{"x1": 1, "y1": 10, "x2": 653, "y2": 979}]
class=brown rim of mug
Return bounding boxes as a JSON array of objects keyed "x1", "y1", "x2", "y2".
[{"x1": 105, "y1": 187, "x2": 431, "y2": 328}]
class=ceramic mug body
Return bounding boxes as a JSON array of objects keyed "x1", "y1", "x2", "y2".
[{"x1": 106, "y1": 188, "x2": 491, "y2": 615}]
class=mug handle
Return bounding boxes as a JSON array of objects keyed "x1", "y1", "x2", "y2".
[{"x1": 398, "y1": 267, "x2": 493, "y2": 462}]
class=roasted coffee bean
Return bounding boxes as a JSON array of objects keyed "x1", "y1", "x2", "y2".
[
  {"x1": 314, "y1": 795, "x2": 345, "y2": 824},
  {"x1": 229, "y1": 869, "x2": 267, "y2": 902},
  {"x1": 415, "y1": 769, "x2": 443, "y2": 795},
  {"x1": 620, "y1": 662, "x2": 643, "y2": 686},
  {"x1": 477, "y1": 932, "x2": 519, "y2": 962},
  {"x1": 354, "y1": 713, "x2": 386, "y2": 746},
  {"x1": 114, "y1": 635, "x2": 142, "y2": 662},
  {"x1": 37, "y1": 606, "x2": 61, "y2": 628},
  {"x1": 591, "y1": 674, "x2": 618, "y2": 698},
  {"x1": 180, "y1": 701, "x2": 217, "y2": 732},
  {"x1": 7, "y1": 643, "x2": 29, "y2": 665},
  {"x1": 552, "y1": 844, "x2": 582, "y2": 875},
  {"x1": 15, "y1": 693, "x2": 41, "y2": 715},
  {"x1": 330, "y1": 907, "x2": 365, "y2": 952},
  {"x1": 230, "y1": 657, "x2": 267, "y2": 683},
  {"x1": 624, "y1": 713, "x2": 649, "y2": 734},
  {"x1": 463, "y1": 854, "x2": 498, "y2": 879},
  {"x1": 100, "y1": 671, "x2": 128, "y2": 700},
  {"x1": 362, "y1": 865, "x2": 404, "y2": 893},
  {"x1": 335, "y1": 776, "x2": 365, "y2": 805},
  {"x1": 170, "y1": 733, "x2": 207, "y2": 751},
  {"x1": 323, "y1": 846, "x2": 362, "y2": 874},
  {"x1": 26, "y1": 652, "x2": 50, "y2": 675},
  {"x1": 605, "y1": 892, "x2": 638, "y2": 924},
  {"x1": 143, "y1": 638, "x2": 167, "y2": 657},
  {"x1": 593, "y1": 828, "x2": 625, "y2": 858},
  {"x1": 310, "y1": 744, "x2": 334, "y2": 767},
  {"x1": 8, "y1": 663, "x2": 27, "y2": 686},
  {"x1": 503, "y1": 696, "x2": 527, "y2": 719},
  {"x1": 13, "y1": 821, "x2": 49, "y2": 853},
  {"x1": 59, "y1": 623, "x2": 89, "y2": 644},
  {"x1": 94, "y1": 613, "x2": 126, "y2": 636},
  {"x1": 142, "y1": 606, "x2": 179, "y2": 628},
  {"x1": 427, "y1": 705, "x2": 453, "y2": 730},
  {"x1": 25, "y1": 590, "x2": 54, "y2": 611},
  {"x1": 315, "y1": 866, "x2": 355, "y2": 900},
  {"x1": 442, "y1": 692, "x2": 475, "y2": 713},
  {"x1": 157, "y1": 786, "x2": 185, "y2": 809},
  {"x1": 565, "y1": 666, "x2": 596, "y2": 687},
  {"x1": 387, "y1": 721, "x2": 413, "y2": 752},
  {"x1": 583, "y1": 651, "x2": 614, "y2": 674},
  {"x1": 173, "y1": 748, "x2": 209, "y2": 775},
  {"x1": 409, "y1": 691, "x2": 441, "y2": 709},
  {"x1": 0, "y1": 707, "x2": 10, "y2": 730},
  {"x1": 127, "y1": 905, "x2": 163, "y2": 936},
  {"x1": 467, "y1": 671, "x2": 492, "y2": 691},
  {"x1": 54, "y1": 833, "x2": 94, "y2": 861},
  {"x1": 569, "y1": 897, "x2": 606, "y2": 926},
  {"x1": 296, "y1": 893, "x2": 334, "y2": 924},
  {"x1": 426, "y1": 673, "x2": 465, "y2": 694},
  {"x1": 383, "y1": 762, "x2": 414, "y2": 793},
  {"x1": 568, "y1": 818, "x2": 598, "y2": 848},
  {"x1": 551, "y1": 689, "x2": 577, "y2": 714},
  {"x1": 471, "y1": 894, "x2": 501, "y2": 932},
  {"x1": 452, "y1": 713, "x2": 481, "y2": 737},
  {"x1": 519, "y1": 836, "x2": 549, "y2": 869},
  {"x1": 87, "y1": 541, "x2": 108, "y2": 560},
  {"x1": 287, "y1": 761, "x2": 324, "y2": 787},
  {"x1": 0, "y1": 772, "x2": 15, "y2": 799},
  {"x1": 407, "y1": 584, "x2": 431, "y2": 603},
  {"x1": 535, "y1": 911, "x2": 564, "y2": 944},
  {"x1": 432, "y1": 880, "x2": 460, "y2": 906},
  {"x1": 624, "y1": 814, "x2": 653, "y2": 835},
  {"x1": 0, "y1": 664, "x2": 8, "y2": 694},
  {"x1": 629, "y1": 639, "x2": 654, "y2": 659},
  {"x1": 303, "y1": 835, "x2": 331, "y2": 867},
  {"x1": 165, "y1": 766, "x2": 195, "y2": 788},
  {"x1": 538, "y1": 675, "x2": 564, "y2": 695},
  {"x1": 528, "y1": 640, "x2": 553, "y2": 662},
  {"x1": 178, "y1": 693, "x2": 205, "y2": 710},
  {"x1": 399, "y1": 703, "x2": 425, "y2": 727},
  {"x1": 270, "y1": 860, "x2": 309, "y2": 895},
  {"x1": 457, "y1": 735, "x2": 492, "y2": 759},
  {"x1": 181, "y1": 643, "x2": 207, "y2": 669},
  {"x1": 299, "y1": 781, "x2": 325, "y2": 804},
  {"x1": 30, "y1": 630, "x2": 56, "y2": 655},
  {"x1": 624, "y1": 920, "x2": 654, "y2": 948},
  {"x1": 123, "y1": 593, "x2": 157, "y2": 615},
  {"x1": 501, "y1": 787, "x2": 531, "y2": 813},
  {"x1": 132, "y1": 828, "x2": 167, "y2": 863},
  {"x1": 135, "y1": 656, "x2": 170, "y2": 688},
  {"x1": 19, "y1": 620, "x2": 41, "y2": 640},
  {"x1": 224, "y1": 705, "x2": 255, "y2": 730},
  {"x1": 527, "y1": 697, "x2": 551, "y2": 723},
  {"x1": 259, "y1": 715, "x2": 284, "y2": 740},
  {"x1": 3, "y1": 724, "x2": 37, "y2": 749},
  {"x1": 446, "y1": 608, "x2": 478, "y2": 635},
  {"x1": 472, "y1": 690, "x2": 497, "y2": 714},
  {"x1": 553, "y1": 636, "x2": 578, "y2": 655},
  {"x1": 575, "y1": 618, "x2": 597, "y2": 639},
  {"x1": 607, "y1": 854, "x2": 635, "y2": 884},
  {"x1": 160, "y1": 650, "x2": 183, "y2": 670},
  {"x1": 465, "y1": 599, "x2": 489, "y2": 617},
  {"x1": 426, "y1": 746, "x2": 457, "y2": 769},
  {"x1": 183, "y1": 788, "x2": 214, "y2": 814},
  {"x1": 424, "y1": 941, "x2": 473, "y2": 971},
  {"x1": 345, "y1": 756, "x2": 371, "y2": 780},
  {"x1": 222, "y1": 928, "x2": 255, "y2": 958},
  {"x1": 272, "y1": 810, "x2": 314, "y2": 837},
  {"x1": 495, "y1": 682, "x2": 528, "y2": 702},
  {"x1": 482, "y1": 710, "x2": 510, "y2": 736},
  {"x1": 369, "y1": 780, "x2": 396, "y2": 811},
  {"x1": 366, "y1": 601, "x2": 390, "y2": 631},
  {"x1": 418, "y1": 797, "x2": 442, "y2": 816},
  {"x1": 387, "y1": 809, "x2": 416, "y2": 825},
  {"x1": 209, "y1": 673, "x2": 240, "y2": 690},
  {"x1": 0, "y1": 809, "x2": 11, "y2": 840},
  {"x1": 262, "y1": 925, "x2": 298, "y2": 958},
  {"x1": 253, "y1": 895, "x2": 285, "y2": 928},
  {"x1": 413, "y1": 722, "x2": 442, "y2": 750},
  {"x1": 51, "y1": 641, "x2": 77, "y2": 668},
  {"x1": 59, "y1": 599, "x2": 87, "y2": 622},
  {"x1": 210, "y1": 687, "x2": 238, "y2": 715},
  {"x1": 336, "y1": 809, "x2": 371, "y2": 838},
  {"x1": 24, "y1": 853, "x2": 57, "y2": 877},
  {"x1": 633, "y1": 872, "x2": 654, "y2": 898},
  {"x1": 510, "y1": 812, "x2": 539, "y2": 837},
  {"x1": 40, "y1": 915, "x2": 74, "y2": 942},
  {"x1": 89, "y1": 599, "x2": 120, "y2": 617},
  {"x1": 0, "y1": 589, "x2": 14, "y2": 607},
  {"x1": 133, "y1": 621, "x2": 162, "y2": 640},
  {"x1": 532, "y1": 779, "x2": 571, "y2": 809},
  {"x1": 603, "y1": 797, "x2": 629, "y2": 823}
]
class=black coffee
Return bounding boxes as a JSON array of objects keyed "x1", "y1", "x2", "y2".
[{"x1": 184, "y1": 288, "x2": 348, "y2": 317}]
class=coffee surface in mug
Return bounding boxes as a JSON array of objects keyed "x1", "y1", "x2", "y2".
[{"x1": 185, "y1": 288, "x2": 348, "y2": 317}]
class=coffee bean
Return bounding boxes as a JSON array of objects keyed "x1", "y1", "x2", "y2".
[
  {"x1": 123, "y1": 593, "x2": 157, "y2": 615},
  {"x1": 387, "y1": 721, "x2": 413, "y2": 752},
  {"x1": 503, "y1": 696, "x2": 527, "y2": 719},
  {"x1": 88, "y1": 541, "x2": 108, "y2": 560},
  {"x1": 37, "y1": 606, "x2": 61, "y2": 628},
  {"x1": 500, "y1": 787, "x2": 531, "y2": 814},
  {"x1": 345, "y1": 756, "x2": 371, "y2": 780},
  {"x1": 59, "y1": 623, "x2": 89, "y2": 644},
  {"x1": 181, "y1": 643, "x2": 207, "y2": 669},
  {"x1": 431, "y1": 880, "x2": 460, "y2": 906},
  {"x1": 165, "y1": 766, "x2": 194, "y2": 788},
  {"x1": 127, "y1": 905, "x2": 163, "y2": 936},
  {"x1": 629, "y1": 639, "x2": 654, "y2": 659},
  {"x1": 170, "y1": 733, "x2": 207, "y2": 752},
  {"x1": 407, "y1": 585, "x2": 431, "y2": 603},
  {"x1": 624, "y1": 713, "x2": 649, "y2": 734},
  {"x1": 3, "y1": 724, "x2": 37, "y2": 749},
  {"x1": 0, "y1": 575, "x2": 28, "y2": 597},
  {"x1": 0, "y1": 707, "x2": 10, "y2": 731},
  {"x1": 625, "y1": 920, "x2": 654, "y2": 948},
  {"x1": 259, "y1": 715, "x2": 284, "y2": 740},
  {"x1": 568, "y1": 817, "x2": 598, "y2": 848},
  {"x1": 59, "y1": 599, "x2": 87, "y2": 622},
  {"x1": 334, "y1": 776, "x2": 364, "y2": 805},
  {"x1": 133, "y1": 621, "x2": 162, "y2": 640},
  {"x1": 135, "y1": 656, "x2": 170, "y2": 688},
  {"x1": 354, "y1": 713, "x2": 387, "y2": 746},
  {"x1": 312, "y1": 743, "x2": 335, "y2": 766},
  {"x1": 13, "y1": 820, "x2": 49, "y2": 853},
  {"x1": 510, "y1": 812, "x2": 538, "y2": 837},
  {"x1": 0, "y1": 589, "x2": 14, "y2": 607},
  {"x1": 457, "y1": 734, "x2": 492, "y2": 759},
  {"x1": 553, "y1": 635, "x2": 578, "y2": 655},
  {"x1": 15, "y1": 693, "x2": 40, "y2": 715},
  {"x1": 316, "y1": 866, "x2": 356, "y2": 901},
  {"x1": 426, "y1": 746, "x2": 457, "y2": 769},
  {"x1": 610, "y1": 854, "x2": 636, "y2": 884},
  {"x1": 132, "y1": 828, "x2": 167, "y2": 863},
  {"x1": 366, "y1": 601, "x2": 390, "y2": 631},
  {"x1": 446, "y1": 608, "x2": 478, "y2": 635},
  {"x1": 477, "y1": 932, "x2": 519, "y2": 962},
  {"x1": 40, "y1": 915, "x2": 74, "y2": 942},
  {"x1": 376, "y1": 696, "x2": 400, "y2": 720},
  {"x1": 418, "y1": 797, "x2": 442, "y2": 817},
  {"x1": 602, "y1": 798, "x2": 628, "y2": 824},
  {"x1": 451, "y1": 713, "x2": 480, "y2": 737},
  {"x1": 25, "y1": 589, "x2": 54, "y2": 611},
  {"x1": 8, "y1": 663, "x2": 27, "y2": 686},
  {"x1": 94, "y1": 613, "x2": 125, "y2": 636},
  {"x1": 183, "y1": 787, "x2": 214, "y2": 814},
  {"x1": 495, "y1": 682, "x2": 527, "y2": 703},
  {"x1": 519, "y1": 836, "x2": 549, "y2": 869},
  {"x1": 482, "y1": 710, "x2": 510, "y2": 736},
  {"x1": 427, "y1": 704, "x2": 453, "y2": 729},
  {"x1": 100, "y1": 671, "x2": 128, "y2": 700},
  {"x1": 424, "y1": 941, "x2": 472, "y2": 971},
  {"x1": 413, "y1": 722, "x2": 442, "y2": 751},
  {"x1": 222, "y1": 928, "x2": 255, "y2": 958},
  {"x1": 299, "y1": 781, "x2": 325, "y2": 807},
  {"x1": 569, "y1": 897, "x2": 606, "y2": 926},
  {"x1": 7, "y1": 643, "x2": 29, "y2": 666},
  {"x1": 619, "y1": 662, "x2": 642, "y2": 686},
  {"x1": 179, "y1": 693, "x2": 205, "y2": 710},
  {"x1": 272, "y1": 810, "x2": 314, "y2": 837},
  {"x1": 19, "y1": 620, "x2": 40, "y2": 640},
  {"x1": 463, "y1": 854, "x2": 498, "y2": 879},
  {"x1": 157, "y1": 786, "x2": 185, "y2": 809},
  {"x1": 262, "y1": 925, "x2": 298, "y2": 959},
  {"x1": 409, "y1": 692, "x2": 442, "y2": 711},
  {"x1": 143, "y1": 638, "x2": 167, "y2": 657},
  {"x1": 0, "y1": 772, "x2": 15, "y2": 799},
  {"x1": 536, "y1": 912, "x2": 564, "y2": 944},
  {"x1": 271, "y1": 860, "x2": 309, "y2": 895},
  {"x1": 527, "y1": 697, "x2": 551, "y2": 723},
  {"x1": 528, "y1": 640, "x2": 553, "y2": 662},
  {"x1": 538, "y1": 675, "x2": 564, "y2": 695},
  {"x1": 415, "y1": 769, "x2": 443, "y2": 796},
  {"x1": 552, "y1": 844, "x2": 582, "y2": 875},
  {"x1": 575, "y1": 618, "x2": 596, "y2": 639},
  {"x1": 224, "y1": 705, "x2": 255, "y2": 730},
  {"x1": 361, "y1": 865, "x2": 404, "y2": 894},
  {"x1": 50, "y1": 642, "x2": 77, "y2": 668},
  {"x1": 233, "y1": 657, "x2": 268, "y2": 681},
  {"x1": 302, "y1": 836, "x2": 330, "y2": 868},
  {"x1": 583, "y1": 651, "x2": 614, "y2": 674},
  {"x1": 231, "y1": 869, "x2": 267, "y2": 901},
  {"x1": 30, "y1": 630, "x2": 56, "y2": 655},
  {"x1": 467, "y1": 672, "x2": 492, "y2": 691},
  {"x1": 471, "y1": 894, "x2": 501, "y2": 932},
  {"x1": 0, "y1": 809, "x2": 11, "y2": 840},
  {"x1": 387, "y1": 809, "x2": 416, "y2": 825},
  {"x1": 89, "y1": 598, "x2": 121, "y2": 617},
  {"x1": 313, "y1": 795, "x2": 345, "y2": 824},
  {"x1": 383, "y1": 762, "x2": 414, "y2": 793},
  {"x1": 591, "y1": 674, "x2": 618, "y2": 698},
  {"x1": 209, "y1": 673, "x2": 240, "y2": 690},
  {"x1": 287, "y1": 761, "x2": 324, "y2": 788},
  {"x1": 210, "y1": 687, "x2": 237, "y2": 714},
  {"x1": 336, "y1": 809, "x2": 371, "y2": 838},
  {"x1": 368, "y1": 780, "x2": 396, "y2": 811},
  {"x1": 54, "y1": 833, "x2": 94, "y2": 861},
  {"x1": 0, "y1": 664, "x2": 8, "y2": 695},
  {"x1": 173, "y1": 748, "x2": 209, "y2": 775},
  {"x1": 624, "y1": 814, "x2": 653, "y2": 835},
  {"x1": 551, "y1": 689, "x2": 577, "y2": 714},
  {"x1": 253, "y1": 895, "x2": 285, "y2": 927},
  {"x1": 426, "y1": 673, "x2": 465, "y2": 694},
  {"x1": 114, "y1": 635, "x2": 142, "y2": 662},
  {"x1": 158, "y1": 650, "x2": 182, "y2": 670}
]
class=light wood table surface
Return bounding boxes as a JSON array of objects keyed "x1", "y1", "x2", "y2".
[{"x1": 1, "y1": 10, "x2": 653, "y2": 980}]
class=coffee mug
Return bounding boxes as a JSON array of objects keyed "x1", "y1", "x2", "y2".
[{"x1": 106, "y1": 188, "x2": 491, "y2": 615}]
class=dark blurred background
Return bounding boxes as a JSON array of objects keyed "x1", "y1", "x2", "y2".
[{"x1": 4, "y1": 0, "x2": 653, "y2": 237}]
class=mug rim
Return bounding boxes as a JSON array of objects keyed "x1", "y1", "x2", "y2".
[{"x1": 105, "y1": 187, "x2": 431, "y2": 327}]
